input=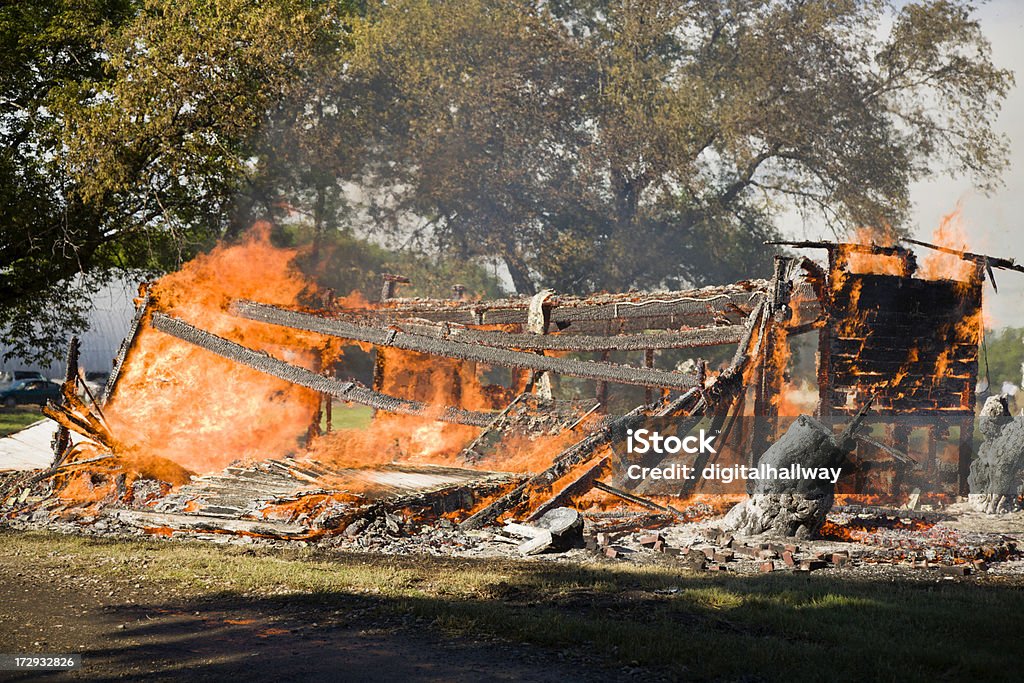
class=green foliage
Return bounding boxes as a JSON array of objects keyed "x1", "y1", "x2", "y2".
[
  {"x1": 0, "y1": 0, "x2": 137, "y2": 361},
  {"x1": 2, "y1": 0, "x2": 361, "y2": 361},
  {"x1": 284, "y1": 226, "x2": 506, "y2": 301},
  {"x1": 1, "y1": 0, "x2": 1015, "y2": 363},
  {"x1": 981, "y1": 327, "x2": 1024, "y2": 388}
]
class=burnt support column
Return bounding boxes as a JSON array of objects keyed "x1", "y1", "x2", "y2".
[
  {"x1": 380, "y1": 273, "x2": 410, "y2": 301},
  {"x1": 643, "y1": 349, "x2": 655, "y2": 404},
  {"x1": 51, "y1": 337, "x2": 80, "y2": 467},
  {"x1": 525, "y1": 289, "x2": 554, "y2": 402}
]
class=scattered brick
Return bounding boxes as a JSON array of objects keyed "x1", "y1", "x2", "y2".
[
  {"x1": 800, "y1": 560, "x2": 828, "y2": 572},
  {"x1": 637, "y1": 533, "x2": 664, "y2": 547},
  {"x1": 830, "y1": 553, "x2": 850, "y2": 568},
  {"x1": 938, "y1": 564, "x2": 971, "y2": 577}
]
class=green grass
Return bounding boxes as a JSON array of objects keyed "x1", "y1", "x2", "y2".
[
  {"x1": 321, "y1": 404, "x2": 374, "y2": 431},
  {"x1": 0, "y1": 408, "x2": 43, "y2": 437},
  {"x1": 3, "y1": 529, "x2": 1022, "y2": 681}
]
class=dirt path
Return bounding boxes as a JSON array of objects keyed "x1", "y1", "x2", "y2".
[{"x1": 0, "y1": 554, "x2": 617, "y2": 682}]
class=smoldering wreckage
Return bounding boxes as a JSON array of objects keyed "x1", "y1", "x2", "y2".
[{"x1": 3, "y1": 223, "x2": 1024, "y2": 578}]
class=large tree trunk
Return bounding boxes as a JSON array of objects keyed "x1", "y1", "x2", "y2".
[
  {"x1": 504, "y1": 253, "x2": 537, "y2": 296},
  {"x1": 723, "y1": 415, "x2": 849, "y2": 539},
  {"x1": 968, "y1": 395, "x2": 1024, "y2": 514}
]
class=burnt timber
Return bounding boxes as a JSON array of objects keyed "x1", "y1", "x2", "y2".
[
  {"x1": 364, "y1": 317, "x2": 745, "y2": 352},
  {"x1": 332, "y1": 281, "x2": 770, "y2": 331}
]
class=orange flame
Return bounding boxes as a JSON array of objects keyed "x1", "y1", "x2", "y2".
[
  {"x1": 918, "y1": 208, "x2": 977, "y2": 282},
  {"x1": 103, "y1": 223, "x2": 339, "y2": 474}
]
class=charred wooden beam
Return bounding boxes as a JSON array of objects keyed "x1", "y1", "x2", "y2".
[
  {"x1": 461, "y1": 393, "x2": 696, "y2": 529},
  {"x1": 107, "y1": 508, "x2": 309, "y2": 538},
  {"x1": 150, "y1": 313, "x2": 495, "y2": 427},
  {"x1": 103, "y1": 288, "x2": 150, "y2": 405},
  {"x1": 232, "y1": 301, "x2": 701, "y2": 391},
  {"x1": 525, "y1": 455, "x2": 610, "y2": 522},
  {"x1": 592, "y1": 480, "x2": 683, "y2": 517},
  {"x1": 768, "y1": 240, "x2": 911, "y2": 259},
  {"x1": 337, "y1": 282, "x2": 769, "y2": 328},
  {"x1": 900, "y1": 237, "x2": 1024, "y2": 275},
  {"x1": 390, "y1": 320, "x2": 746, "y2": 352}
]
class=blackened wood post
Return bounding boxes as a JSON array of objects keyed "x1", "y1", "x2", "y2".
[
  {"x1": 103, "y1": 286, "x2": 150, "y2": 405},
  {"x1": 644, "y1": 349, "x2": 655, "y2": 404},
  {"x1": 816, "y1": 248, "x2": 839, "y2": 418},
  {"x1": 959, "y1": 414, "x2": 974, "y2": 496},
  {"x1": 51, "y1": 337, "x2": 80, "y2": 467}
]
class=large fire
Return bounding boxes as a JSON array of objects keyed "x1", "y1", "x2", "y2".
[
  {"x1": 20, "y1": 205, "x2": 997, "y2": 533},
  {"x1": 103, "y1": 223, "x2": 339, "y2": 474}
]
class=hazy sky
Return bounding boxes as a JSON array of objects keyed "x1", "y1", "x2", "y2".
[
  {"x1": 916, "y1": 0, "x2": 1024, "y2": 327},
  {"x1": 785, "y1": 0, "x2": 1024, "y2": 327}
]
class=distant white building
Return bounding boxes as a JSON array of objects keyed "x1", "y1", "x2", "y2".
[{"x1": 0, "y1": 278, "x2": 142, "y2": 380}]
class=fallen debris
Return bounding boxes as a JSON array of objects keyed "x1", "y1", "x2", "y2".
[{"x1": 723, "y1": 406, "x2": 869, "y2": 538}]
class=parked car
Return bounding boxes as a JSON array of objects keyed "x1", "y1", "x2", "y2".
[
  {"x1": 13, "y1": 371, "x2": 46, "y2": 382},
  {"x1": 0, "y1": 379, "x2": 62, "y2": 408}
]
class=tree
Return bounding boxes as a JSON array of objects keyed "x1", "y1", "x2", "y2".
[
  {"x1": 2, "y1": 0, "x2": 1014, "y2": 363},
  {"x1": 1, "y1": 0, "x2": 138, "y2": 363},
  {"x1": 1, "y1": 0, "x2": 362, "y2": 362},
  {"x1": 981, "y1": 327, "x2": 1024, "y2": 389},
  {"x1": 349, "y1": 0, "x2": 1012, "y2": 293}
]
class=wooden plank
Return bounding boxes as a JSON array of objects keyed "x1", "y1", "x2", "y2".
[
  {"x1": 323, "y1": 282, "x2": 769, "y2": 328},
  {"x1": 592, "y1": 480, "x2": 683, "y2": 517},
  {"x1": 525, "y1": 455, "x2": 609, "y2": 522},
  {"x1": 396, "y1": 319, "x2": 746, "y2": 351}
]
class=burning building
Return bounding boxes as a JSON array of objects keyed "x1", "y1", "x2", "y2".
[{"x1": 3, "y1": 222, "x2": 1023, "y2": 543}]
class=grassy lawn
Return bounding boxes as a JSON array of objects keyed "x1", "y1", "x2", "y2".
[
  {"x1": 0, "y1": 408, "x2": 43, "y2": 437},
  {"x1": 321, "y1": 404, "x2": 374, "y2": 431},
  {"x1": 3, "y1": 529, "x2": 1021, "y2": 681}
]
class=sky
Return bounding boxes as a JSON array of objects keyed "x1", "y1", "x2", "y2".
[
  {"x1": 784, "y1": 0, "x2": 1024, "y2": 328},
  {"x1": 910, "y1": 0, "x2": 1024, "y2": 327}
]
